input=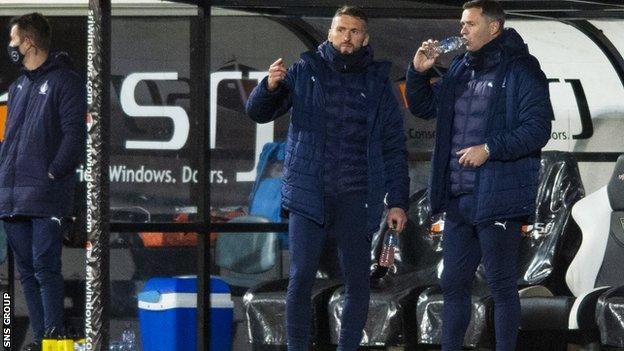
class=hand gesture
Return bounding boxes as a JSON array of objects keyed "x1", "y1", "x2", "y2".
[
  {"x1": 412, "y1": 39, "x2": 439, "y2": 73},
  {"x1": 267, "y1": 58, "x2": 287, "y2": 92}
]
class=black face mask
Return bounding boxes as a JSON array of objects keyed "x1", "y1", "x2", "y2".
[{"x1": 7, "y1": 44, "x2": 24, "y2": 66}]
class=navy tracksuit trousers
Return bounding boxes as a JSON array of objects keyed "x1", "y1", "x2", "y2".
[
  {"x1": 4, "y1": 217, "x2": 64, "y2": 341},
  {"x1": 286, "y1": 193, "x2": 371, "y2": 351},
  {"x1": 441, "y1": 194, "x2": 522, "y2": 351}
]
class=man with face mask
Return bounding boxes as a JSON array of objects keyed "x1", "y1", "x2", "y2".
[
  {"x1": 405, "y1": 1, "x2": 552, "y2": 350},
  {"x1": 0, "y1": 13, "x2": 86, "y2": 350},
  {"x1": 246, "y1": 6, "x2": 409, "y2": 351}
]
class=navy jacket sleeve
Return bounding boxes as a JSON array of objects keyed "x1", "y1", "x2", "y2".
[
  {"x1": 485, "y1": 58, "x2": 553, "y2": 161},
  {"x1": 245, "y1": 62, "x2": 300, "y2": 124},
  {"x1": 381, "y1": 81, "x2": 410, "y2": 211},
  {"x1": 405, "y1": 63, "x2": 441, "y2": 121},
  {"x1": 48, "y1": 71, "x2": 87, "y2": 178}
]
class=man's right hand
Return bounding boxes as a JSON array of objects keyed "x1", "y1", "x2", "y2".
[
  {"x1": 267, "y1": 58, "x2": 287, "y2": 92},
  {"x1": 412, "y1": 39, "x2": 439, "y2": 73}
]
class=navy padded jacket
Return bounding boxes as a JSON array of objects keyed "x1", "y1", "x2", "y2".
[
  {"x1": 246, "y1": 42, "x2": 409, "y2": 233},
  {"x1": 0, "y1": 52, "x2": 86, "y2": 217},
  {"x1": 406, "y1": 28, "x2": 553, "y2": 223},
  {"x1": 449, "y1": 36, "x2": 501, "y2": 196}
]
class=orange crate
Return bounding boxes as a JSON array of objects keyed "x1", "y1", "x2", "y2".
[
  {"x1": 139, "y1": 232, "x2": 198, "y2": 247},
  {"x1": 139, "y1": 213, "x2": 198, "y2": 247}
]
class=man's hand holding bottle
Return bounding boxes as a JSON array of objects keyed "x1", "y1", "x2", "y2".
[{"x1": 413, "y1": 39, "x2": 440, "y2": 73}]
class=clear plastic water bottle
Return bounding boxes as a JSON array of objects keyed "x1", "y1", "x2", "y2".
[
  {"x1": 121, "y1": 325, "x2": 137, "y2": 351},
  {"x1": 379, "y1": 228, "x2": 399, "y2": 267},
  {"x1": 434, "y1": 36, "x2": 466, "y2": 54}
]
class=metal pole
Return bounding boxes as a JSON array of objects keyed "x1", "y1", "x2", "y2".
[
  {"x1": 85, "y1": 1, "x2": 111, "y2": 350},
  {"x1": 197, "y1": 2, "x2": 212, "y2": 350}
]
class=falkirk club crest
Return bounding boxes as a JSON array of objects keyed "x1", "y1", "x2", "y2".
[{"x1": 39, "y1": 81, "x2": 49, "y2": 95}]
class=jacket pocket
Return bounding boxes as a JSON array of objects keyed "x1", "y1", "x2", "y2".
[{"x1": 15, "y1": 154, "x2": 49, "y2": 186}]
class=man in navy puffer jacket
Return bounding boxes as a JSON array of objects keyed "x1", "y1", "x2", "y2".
[
  {"x1": 1, "y1": 13, "x2": 86, "y2": 348},
  {"x1": 246, "y1": 6, "x2": 409, "y2": 351},
  {"x1": 406, "y1": 1, "x2": 552, "y2": 350}
]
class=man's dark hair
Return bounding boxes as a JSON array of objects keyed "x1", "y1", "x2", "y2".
[
  {"x1": 334, "y1": 5, "x2": 368, "y2": 25},
  {"x1": 463, "y1": 0, "x2": 505, "y2": 28},
  {"x1": 10, "y1": 12, "x2": 51, "y2": 52}
]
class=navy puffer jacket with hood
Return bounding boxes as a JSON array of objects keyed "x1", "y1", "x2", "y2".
[
  {"x1": 246, "y1": 41, "x2": 410, "y2": 233},
  {"x1": 406, "y1": 28, "x2": 553, "y2": 222},
  {"x1": 0, "y1": 52, "x2": 86, "y2": 218}
]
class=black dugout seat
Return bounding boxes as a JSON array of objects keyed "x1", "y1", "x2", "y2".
[
  {"x1": 590, "y1": 155, "x2": 624, "y2": 347},
  {"x1": 518, "y1": 154, "x2": 624, "y2": 345},
  {"x1": 598, "y1": 286, "x2": 624, "y2": 348},
  {"x1": 415, "y1": 151, "x2": 585, "y2": 348}
]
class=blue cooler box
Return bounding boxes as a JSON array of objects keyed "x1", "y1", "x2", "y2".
[{"x1": 138, "y1": 276, "x2": 233, "y2": 350}]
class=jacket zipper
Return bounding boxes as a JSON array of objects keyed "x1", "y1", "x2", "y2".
[{"x1": 471, "y1": 58, "x2": 510, "y2": 223}]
